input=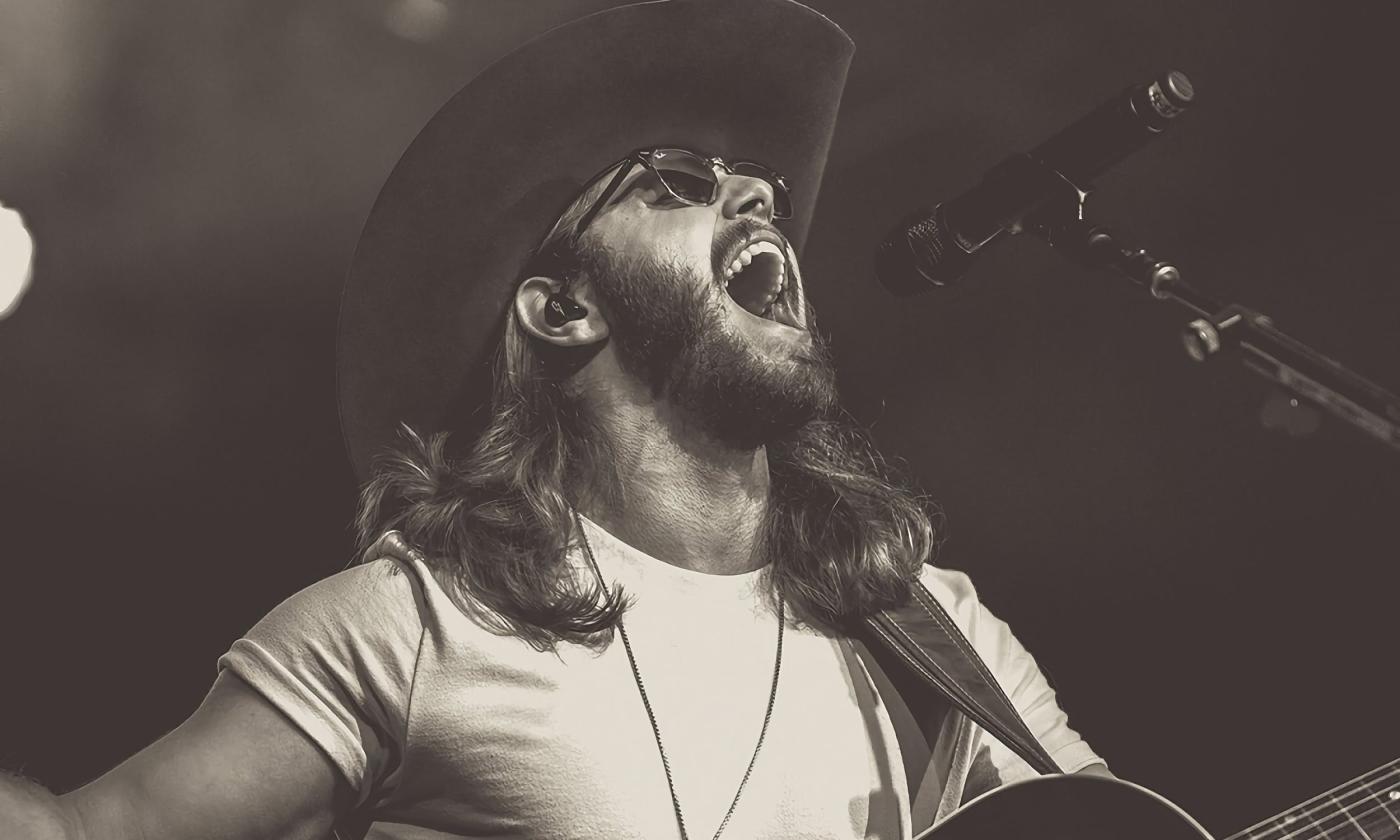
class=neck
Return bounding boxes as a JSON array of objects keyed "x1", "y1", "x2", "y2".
[{"x1": 576, "y1": 364, "x2": 770, "y2": 576}]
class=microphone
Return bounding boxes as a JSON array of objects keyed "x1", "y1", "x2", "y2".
[{"x1": 877, "y1": 70, "x2": 1195, "y2": 295}]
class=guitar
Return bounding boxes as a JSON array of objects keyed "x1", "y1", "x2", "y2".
[{"x1": 915, "y1": 756, "x2": 1400, "y2": 840}]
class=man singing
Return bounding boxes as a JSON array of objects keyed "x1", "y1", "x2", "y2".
[{"x1": 3, "y1": 0, "x2": 1108, "y2": 837}]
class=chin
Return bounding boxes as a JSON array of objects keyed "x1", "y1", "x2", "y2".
[{"x1": 674, "y1": 333, "x2": 839, "y2": 450}]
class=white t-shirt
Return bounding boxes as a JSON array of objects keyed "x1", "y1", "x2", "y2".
[{"x1": 218, "y1": 516, "x2": 1101, "y2": 839}]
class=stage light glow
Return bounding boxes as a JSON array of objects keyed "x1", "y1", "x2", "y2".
[
  {"x1": 384, "y1": 0, "x2": 450, "y2": 43},
  {"x1": 0, "y1": 202, "x2": 35, "y2": 321}
]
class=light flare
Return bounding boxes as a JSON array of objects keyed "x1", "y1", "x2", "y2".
[{"x1": 0, "y1": 202, "x2": 35, "y2": 321}]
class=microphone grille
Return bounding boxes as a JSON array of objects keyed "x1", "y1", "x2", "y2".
[{"x1": 876, "y1": 204, "x2": 975, "y2": 296}]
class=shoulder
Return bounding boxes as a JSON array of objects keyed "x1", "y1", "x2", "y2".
[
  {"x1": 222, "y1": 555, "x2": 439, "y2": 705},
  {"x1": 917, "y1": 564, "x2": 983, "y2": 627},
  {"x1": 917, "y1": 563, "x2": 977, "y2": 602},
  {"x1": 915, "y1": 563, "x2": 1020, "y2": 672},
  {"x1": 248, "y1": 556, "x2": 429, "y2": 645},
  {"x1": 213, "y1": 555, "x2": 447, "y2": 799}
]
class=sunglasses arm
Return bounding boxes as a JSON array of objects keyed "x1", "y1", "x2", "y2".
[{"x1": 573, "y1": 158, "x2": 639, "y2": 238}]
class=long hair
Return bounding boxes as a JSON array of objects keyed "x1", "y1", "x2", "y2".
[
  {"x1": 354, "y1": 176, "x2": 942, "y2": 650},
  {"x1": 352, "y1": 304, "x2": 629, "y2": 649}
]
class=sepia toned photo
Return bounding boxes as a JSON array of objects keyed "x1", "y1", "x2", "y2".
[{"x1": 2, "y1": 2, "x2": 1397, "y2": 838}]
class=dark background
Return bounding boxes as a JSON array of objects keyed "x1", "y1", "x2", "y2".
[{"x1": 2, "y1": 1, "x2": 1397, "y2": 835}]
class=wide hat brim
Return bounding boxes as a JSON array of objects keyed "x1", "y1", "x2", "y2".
[{"x1": 338, "y1": 0, "x2": 855, "y2": 481}]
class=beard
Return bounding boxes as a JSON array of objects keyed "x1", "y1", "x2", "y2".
[{"x1": 577, "y1": 239, "x2": 838, "y2": 449}]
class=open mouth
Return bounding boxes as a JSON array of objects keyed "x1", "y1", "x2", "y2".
[{"x1": 721, "y1": 236, "x2": 801, "y2": 328}]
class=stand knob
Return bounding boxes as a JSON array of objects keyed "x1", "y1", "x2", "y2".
[{"x1": 1182, "y1": 319, "x2": 1221, "y2": 362}]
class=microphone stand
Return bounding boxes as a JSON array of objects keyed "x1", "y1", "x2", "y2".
[{"x1": 1010, "y1": 160, "x2": 1400, "y2": 454}]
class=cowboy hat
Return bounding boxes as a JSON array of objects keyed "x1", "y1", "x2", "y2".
[{"x1": 338, "y1": 0, "x2": 854, "y2": 481}]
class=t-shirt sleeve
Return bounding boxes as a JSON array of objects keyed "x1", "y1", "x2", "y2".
[
  {"x1": 919, "y1": 565, "x2": 1105, "y2": 787},
  {"x1": 217, "y1": 557, "x2": 426, "y2": 804}
]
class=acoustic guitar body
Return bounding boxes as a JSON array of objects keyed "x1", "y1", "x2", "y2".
[{"x1": 915, "y1": 774, "x2": 1215, "y2": 840}]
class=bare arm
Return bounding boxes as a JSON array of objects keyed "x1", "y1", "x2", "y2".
[{"x1": 2, "y1": 672, "x2": 351, "y2": 840}]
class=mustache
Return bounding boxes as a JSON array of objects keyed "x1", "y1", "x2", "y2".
[{"x1": 710, "y1": 219, "x2": 792, "y2": 280}]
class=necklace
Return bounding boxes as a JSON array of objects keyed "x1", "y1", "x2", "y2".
[{"x1": 574, "y1": 512, "x2": 784, "y2": 840}]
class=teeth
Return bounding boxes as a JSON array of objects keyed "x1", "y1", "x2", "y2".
[
  {"x1": 722, "y1": 239, "x2": 788, "y2": 284},
  {"x1": 743, "y1": 240, "x2": 782, "y2": 260}
]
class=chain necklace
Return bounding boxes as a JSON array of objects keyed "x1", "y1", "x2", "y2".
[{"x1": 574, "y1": 511, "x2": 784, "y2": 840}]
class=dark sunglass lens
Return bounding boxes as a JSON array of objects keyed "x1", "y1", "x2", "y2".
[
  {"x1": 732, "y1": 162, "x2": 793, "y2": 219},
  {"x1": 651, "y1": 149, "x2": 718, "y2": 204},
  {"x1": 771, "y1": 187, "x2": 793, "y2": 219},
  {"x1": 658, "y1": 169, "x2": 715, "y2": 203}
]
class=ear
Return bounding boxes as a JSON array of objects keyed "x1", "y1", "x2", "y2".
[{"x1": 514, "y1": 275, "x2": 610, "y2": 346}]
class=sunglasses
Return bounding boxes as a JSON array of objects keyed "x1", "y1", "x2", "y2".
[{"x1": 571, "y1": 147, "x2": 793, "y2": 238}]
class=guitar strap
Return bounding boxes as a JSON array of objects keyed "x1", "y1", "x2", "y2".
[{"x1": 851, "y1": 577, "x2": 1062, "y2": 779}]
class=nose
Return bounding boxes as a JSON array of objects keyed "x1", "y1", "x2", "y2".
[{"x1": 717, "y1": 171, "x2": 776, "y2": 222}]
